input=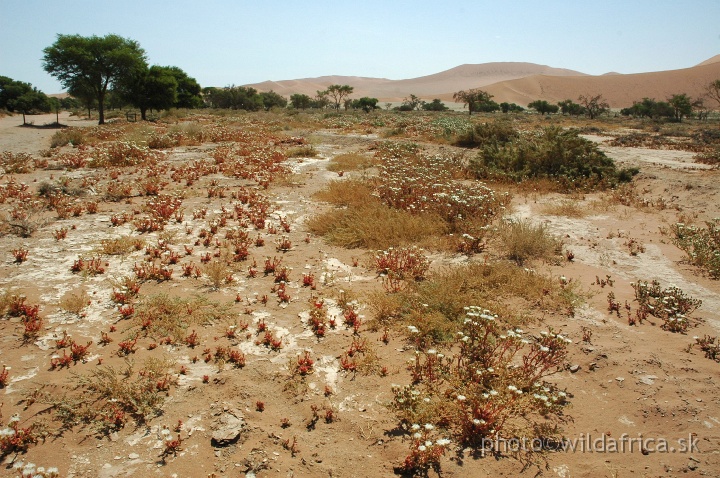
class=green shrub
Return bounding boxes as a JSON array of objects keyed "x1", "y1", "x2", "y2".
[{"x1": 469, "y1": 126, "x2": 634, "y2": 190}]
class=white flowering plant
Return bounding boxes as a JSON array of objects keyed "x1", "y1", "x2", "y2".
[{"x1": 392, "y1": 306, "x2": 571, "y2": 472}]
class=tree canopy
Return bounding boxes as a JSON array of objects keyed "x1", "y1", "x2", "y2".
[
  {"x1": 43, "y1": 34, "x2": 147, "y2": 124},
  {"x1": 351, "y1": 97, "x2": 379, "y2": 113},
  {"x1": 322, "y1": 85, "x2": 353, "y2": 110},
  {"x1": 118, "y1": 65, "x2": 178, "y2": 120},
  {"x1": 0, "y1": 76, "x2": 51, "y2": 120},
  {"x1": 528, "y1": 100, "x2": 558, "y2": 116},
  {"x1": 453, "y1": 89, "x2": 499, "y2": 115},
  {"x1": 577, "y1": 94, "x2": 609, "y2": 119}
]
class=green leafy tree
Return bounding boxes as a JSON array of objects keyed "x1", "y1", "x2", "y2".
[
  {"x1": 620, "y1": 98, "x2": 673, "y2": 119},
  {"x1": 203, "y1": 85, "x2": 263, "y2": 110},
  {"x1": 422, "y1": 99, "x2": 449, "y2": 111},
  {"x1": 322, "y1": 84, "x2": 353, "y2": 110},
  {"x1": 500, "y1": 102, "x2": 524, "y2": 113},
  {"x1": 119, "y1": 65, "x2": 178, "y2": 120},
  {"x1": 165, "y1": 66, "x2": 202, "y2": 108},
  {"x1": 259, "y1": 90, "x2": 287, "y2": 110},
  {"x1": 402, "y1": 94, "x2": 423, "y2": 111},
  {"x1": 557, "y1": 99, "x2": 583, "y2": 116},
  {"x1": 0, "y1": 76, "x2": 51, "y2": 122},
  {"x1": 352, "y1": 97, "x2": 379, "y2": 113},
  {"x1": 290, "y1": 93, "x2": 312, "y2": 109},
  {"x1": 528, "y1": 100, "x2": 559, "y2": 116},
  {"x1": 667, "y1": 93, "x2": 694, "y2": 121},
  {"x1": 313, "y1": 90, "x2": 331, "y2": 109},
  {"x1": 453, "y1": 89, "x2": 498, "y2": 115},
  {"x1": 577, "y1": 94, "x2": 609, "y2": 119},
  {"x1": 43, "y1": 34, "x2": 147, "y2": 125}
]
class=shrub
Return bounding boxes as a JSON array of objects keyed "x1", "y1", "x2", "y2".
[
  {"x1": 469, "y1": 126, "x2": 634, "y2": 190},
  {"x1": 391, "y1": 306, "x2": 571, "y2": 473},
  {"x1": 497, "y1": 219, "x2": 563, "y2": 265},
  {"x1": 632, "y1": 280, "x2": 701, "y2": 333},
  {"x1": 672, "y1": 219, "x2": 720, "y2": 279},
  {"x1": 326, "y1": 152, "x2": 374, "y2": 172}
]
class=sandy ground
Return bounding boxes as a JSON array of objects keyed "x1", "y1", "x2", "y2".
[{"x1": 0, "y1": 112, "x2": 718, "y2": 477}]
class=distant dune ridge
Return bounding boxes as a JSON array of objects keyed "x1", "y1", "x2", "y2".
[{"x1": 244, "y1": 56, "x2": 720, "y2": 108}]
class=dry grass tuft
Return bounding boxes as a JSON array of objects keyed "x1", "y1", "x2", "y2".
[
  {"x1": 308, "y1": 202, "x2": 447, "y2": 250},
  {"x1": 97, "y1": 236, "x2": 145, "y2": 256},
  {"x1": 326, "y1": 152, "x2": 374, "y2": 172},
  {"x1": 134, "y1": 294, "x2": 230, "y2": 341},
  {"x1": 368, "y1": 261, "x2": 580, "y2": 346},
  {"x1": 497, "y1": 219, "x2": 563, "y2": 265},
  {"x1": 60, "y1": 288, "x2": 90, "y2": 315},
  {"x1": 540, "y1": 199, "x2": 588, "y2": 218}
]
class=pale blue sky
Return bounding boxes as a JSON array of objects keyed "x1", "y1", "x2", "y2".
[{"x1": 1, "y1": 0, "x2": 719, "y2": 93}]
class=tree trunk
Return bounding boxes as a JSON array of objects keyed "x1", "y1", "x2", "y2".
[
  {"x1": 22, "y1": 112, "x2": 26, "y2": 125},
  {"x1": 141, "y1": 107, "x2": 148, "y2": 121},
  {"x1": 97, "y1": 91, "x2": 105, "y2": 125}
]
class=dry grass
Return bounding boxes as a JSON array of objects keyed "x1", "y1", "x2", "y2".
[
  {"x1": 286, "y1": 145, "x2": 318, "y2": 158},
  {"x1": 540, "y1": 199, "x2": 588, "y2": 218},
  {"x1": 203, "y1": 261, "x2": 230, "y2": 290},
  {"x1": 368, "y1": 261, "x2": 580, "y2": 345},
  {"x1": 60, "y1": 287, "x2": 90, "y2": 315},
  {"x1": 326, "y1": 152, "x2": 374, "y2": 172},
  {"x1": 96, "y1": 236, "x2": 145, "y2": 256},
  {"x1": 497, "y1": 219, "x2": 563, "y2": 265},
  {"x1": 308, "y1": 202, "x2": 447, "y2": 250},
  {"x1": 310, "y1": 179, "x2": 448, "y2": 249},
  {"x1": 133, "y1": 294, "x2": 230, "y2": 341}
]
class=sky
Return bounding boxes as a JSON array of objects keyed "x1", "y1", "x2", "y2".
[{"x1": 1, "y1": 0, "x2": 719, "y2": 94}]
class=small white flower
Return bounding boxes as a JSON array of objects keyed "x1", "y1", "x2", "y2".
[
  {"x1": 508, "y1": 385, "x2": 517, "y2": 391},
  {"x1": 413, "y1": 432, "x2": 422, "y2": 439},
  {"x1": 436, "y1": 438, "x2": 451, "y2": 446},
  {"x1": 489, "y1": 390, "x2": 498, "y2": 396},
  {"x1": 457, "y1": 395, "x2": 466, "y2": 401},
  {"x1": 425, "y1": 440, "x2": 433, "y2": 447},
  {"x1": 424, "y1": 423, "x2": 434, "y2": 430},
  {"x1": 418, "y1": 445, "x2": 426, "y2": 451},
  {"x1": 411, "y1": 424, "x2": 421, "y2": 431}
]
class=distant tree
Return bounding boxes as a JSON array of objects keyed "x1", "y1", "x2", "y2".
[
  {"x1": 0, "y1": 76, "x2": 51, "y2": 122},
  {"x1": 67, "y1": 81, "x2": 97, "y2": 119},
  {"x1": 707, "y1": 80, "x2": 720, "y2": 109},
  {"x1": 323, "y1": 84, "x2": 353, "y2": 110},
  {"x1": 620, "y1": 98, "x2": 673, "y2": 119},
  {"x1": 667, "y1": 93, "x2": 693, "y2": 121},
  {"x1": 384, "y1": 102, "x2": 392, "y2": 110},
  {"x1": 259, "y1": 90, "x2": 287, "y2": 110},
  {"x1": 165, "y1": 66, "x2": 203, "y2": 109},
  {"x1": 453, "y1": 89, "x2": 498, "y2": 115},
  {"x1": 500, "y1": 102, "x2": 524, "y2": 113},
  {"x1": 352, "y1": 97, "x2": 379, "y2": 113},
  {"x1": 43, "y1": 34, "x2": 147, "y2": 124},
  {"x1": 201, "y1": 85, "x2": 263, "y2": 110},
  {"x1": 118, "y1": 65, "x2": 178, "y2": 120},
  {"x1": 313, "y1": 90, "x2": 331, "y2": 109},
  {"x1": 528, "y1": 100, "x2": 558, "y2": 116},
  {"x1": 10, "y1": 87, "x2": 51, "y2": 124},
  {"x1": 59, "y1": 96, "x2": 80, "y2": 110},
  {"x1": 422, "y1": 99, "x2": 449, "y2": 111},
  {"x1": 290, "y1": 93, "x2": 312, "y2": 110},
  {"x1": 401, "y1": 94, "x2": 423, "y2": 111},
  {"x1": 557, "y1": 99, "x2": 583, "y2": 116},
  {"x1": 578, "y1": 94, "x2": 609, "y2": 119}
]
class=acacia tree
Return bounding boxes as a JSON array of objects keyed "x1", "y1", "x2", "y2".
[
  {"x1": 118, "y1": 65, "x2": 178, "y2": 120},
  {"x1": 290, "y1": 93, "x2": 312, "y2": 109},
  {"x1": 528, "y1": 100, "x2": 558, "y2": 116},
  {"x1": 43, "y1": 34, "x2": 147, "y2": 124},
  {"x1": 578, "y1": 94, "x2": 609, "y2": 119},
  {"x1": 667, "y1": 93, "x2": 694, "y2": 121},
  {"x1": 453, "y1": 89, "x2": 497, "y2": 115},
  {"x1": 707, "y1": 80, "x2": 720, "y2": 109},
  {"x1": 322, "y1": 84, "x2": 353, "y2": 110},
  {"x1": 0, "y1": 76, "x2": 51, "y2": 123}
]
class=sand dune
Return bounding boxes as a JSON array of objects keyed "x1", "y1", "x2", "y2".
[
  {"x1": 246, "y1": 57, "x2": 720, "y2": 108},
  {"x1": 246, "y1": 62, "x2": 585, "y2": 102}
]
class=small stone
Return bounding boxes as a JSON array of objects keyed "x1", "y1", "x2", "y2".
[
  {"x1": 569, "y1": 365, "x2": 580, "y2": 373},
  {"x1": 128, "y1": 453, "x2": 140, "y2": 460},
  {"x1": 688, "y1": 461, "x2": 698, "y2": 471},
  {"x1": 616, "y1": 377, "x2": 625, "y2": 382}
]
